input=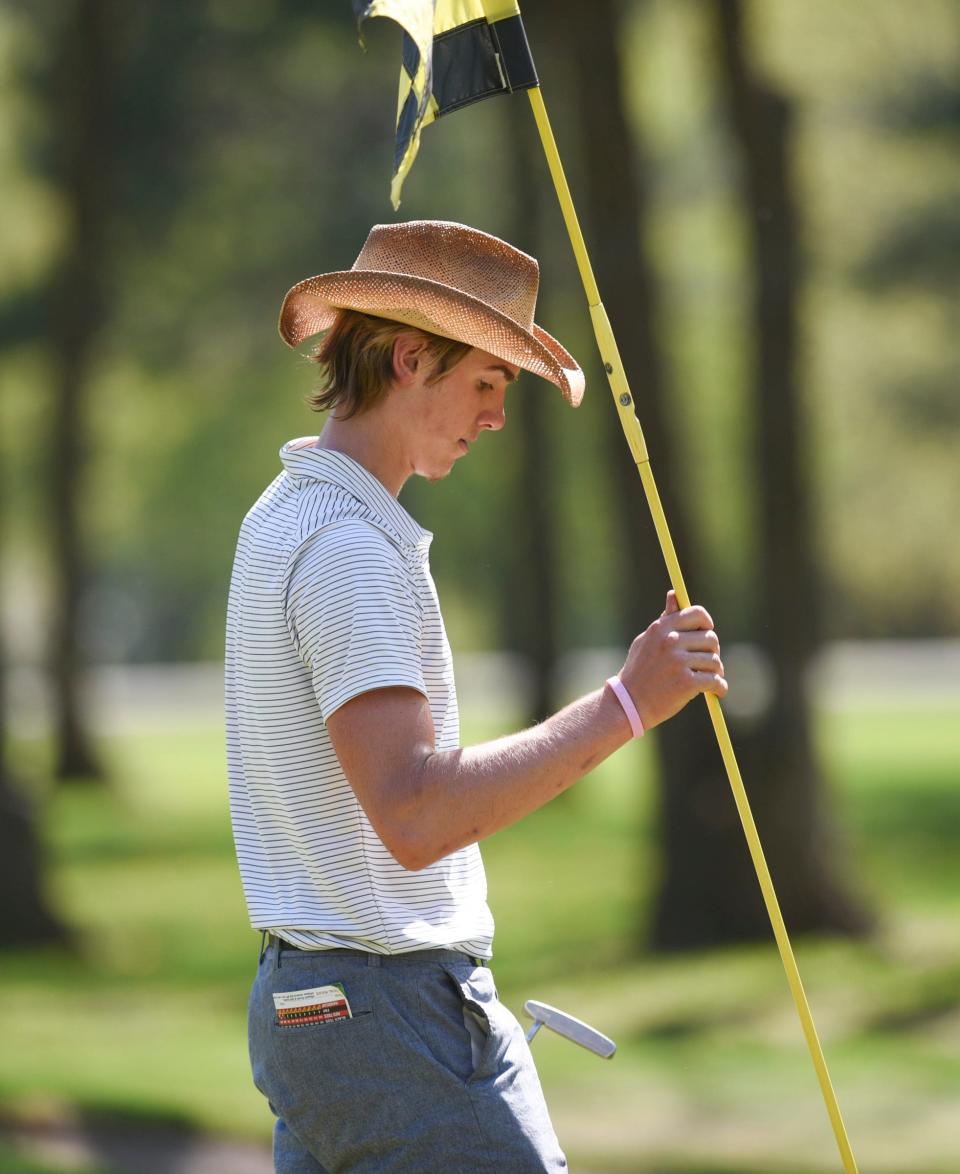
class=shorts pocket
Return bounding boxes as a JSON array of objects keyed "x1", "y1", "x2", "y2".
[
  {"x1": 414, "y1": 967, "x2": 478, "y2": 1083},
  {"x1": 440, "y1": 964, "x2": 510, "y2": 1085}
]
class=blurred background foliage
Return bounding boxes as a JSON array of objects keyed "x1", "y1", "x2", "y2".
[
  {"x1": 1, "y1": 0, "x2": 957, "y2": 666},
  {"x1": 1, "y1": 0, "x2": 958, "y2": 1171}
]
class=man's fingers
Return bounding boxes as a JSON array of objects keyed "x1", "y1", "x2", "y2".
[
  {"x1": 675, "y1": 629, "x2": 720, "y2": 654},
  {"x1": 687, "y1": 652, "x2": 724, "y2": 676},
  {"x1": 668, "y1": 603, "x2": 715, "y2": 632},
  {"x1": 691, "y1": 670, "x2": 728, "y2": 698}
]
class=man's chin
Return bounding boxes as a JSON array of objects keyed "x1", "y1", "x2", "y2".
[{"x1": 416, "y1": 457, "x2": 457, "y2": 484}]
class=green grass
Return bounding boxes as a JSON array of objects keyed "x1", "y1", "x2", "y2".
[
  {"x1": 1, "y1": 705, "x2": 958, "y2": 1173},
  {"x1": 0, "y1": 1146, "x2": 98, "y2": 1174}
]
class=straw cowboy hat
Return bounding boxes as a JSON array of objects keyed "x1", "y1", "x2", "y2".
[{"x1": 278, "y1": 220, "x2": 585, "y2": 407}]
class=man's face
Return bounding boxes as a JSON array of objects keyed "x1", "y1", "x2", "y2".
[{"x1": 407, "y1": 347, "x2": 518, "y2": 482}]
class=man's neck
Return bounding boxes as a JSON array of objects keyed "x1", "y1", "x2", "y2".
[{"x1": 314, "y1": 413, "x2": 409, "y2": 498}]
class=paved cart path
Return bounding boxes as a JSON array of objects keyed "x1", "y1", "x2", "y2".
[{"x1": 11, "y1": 640, "x2": 960, "y2": 736}]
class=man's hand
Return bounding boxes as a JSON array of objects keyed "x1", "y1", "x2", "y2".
[{"x1": 619, "y1": 590, "x2": 727, "y2": 731}]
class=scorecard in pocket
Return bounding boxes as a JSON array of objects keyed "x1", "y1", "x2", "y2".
[{"x1": 273, "y1": 984, "x2": 353, "y2": 1026}]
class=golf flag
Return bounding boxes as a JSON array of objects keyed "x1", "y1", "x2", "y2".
[
  {"x1": 348, "y1": 5, "x2": 860, "y2": 1168},
  {"x1": 353, "y1": 1, "x2": 538, "y2": 207}
]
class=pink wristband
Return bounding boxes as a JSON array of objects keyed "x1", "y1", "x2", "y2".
[{"x1": 606, "y1": 676, "x2": 644, "y2": 739}]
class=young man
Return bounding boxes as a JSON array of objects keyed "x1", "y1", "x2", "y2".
[{"x1": 226, "y1": 220, "x2": 727, "y2": 1172}]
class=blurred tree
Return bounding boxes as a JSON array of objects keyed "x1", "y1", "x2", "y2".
[
  {"x1": 854, "y1": 72, "x2": 960, "y2": 437},
  {"x1": 537, "y1": 0, "x2": 736, "y2": 944},
  {"x1": 858, "y1": 71, "x2": 960, "y2": 296},
  {"x1": 98, "y1": 3, "x2": 404, "y2": 663},
  {"x1": 503, "y1": 100, "x2": 560, "y2": 723},
  {"x1": 539, "y1": 0, "x2": 870, "y2": 946},
  {"x1": 655, "y1": 0, "x2": 871, "y2": 943},
  {"x1": 0, "y1": 531, "x2": 69, "y2": 949},
  {"x1": 542, "y1": 0, "x2": 697, "y2": 630},
  {"x1": 44, "y1": 0, "x2": 114, "y2": 781}
]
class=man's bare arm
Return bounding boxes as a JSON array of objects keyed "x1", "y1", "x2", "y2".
[{"x1": 326, "y1": 591, "x2": 727, "y2": 871}]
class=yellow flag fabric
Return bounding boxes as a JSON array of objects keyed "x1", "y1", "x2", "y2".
[{"x1": 353, "y1": 0, "x2": 536, "y2": 207}]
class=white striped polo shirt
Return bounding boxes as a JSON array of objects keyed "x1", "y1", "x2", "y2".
[{"x1": 225, "y1": 440, "x2": 494, "y2": 956}]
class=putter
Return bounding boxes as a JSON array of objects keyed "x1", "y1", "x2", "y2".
[{"x1": 523, "y1": 999, "x2": 616, "y2": 1059}]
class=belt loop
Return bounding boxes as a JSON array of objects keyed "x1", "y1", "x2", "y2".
[
  {"x1": 367, "y1": 954, "x2": 381, "y2": 967},
  {"x1": 258, "y1": 930, "x2": 267, "y2": 964},
  {"x1": 275, "y1": 935, "x2": 282, "y2": 970}
]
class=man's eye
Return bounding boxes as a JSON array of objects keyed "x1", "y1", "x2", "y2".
[{"x1": 478, "y1": 380, "x2": 493, "y2": 392}]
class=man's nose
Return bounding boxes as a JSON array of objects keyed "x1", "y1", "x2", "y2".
[{"x1": 479, "y1": 393, "x2": 507, "y2": 431}]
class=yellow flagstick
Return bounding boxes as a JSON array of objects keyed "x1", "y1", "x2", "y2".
[{"x1": 526, "y1": 85, "x2": 858, "y2": 1174}]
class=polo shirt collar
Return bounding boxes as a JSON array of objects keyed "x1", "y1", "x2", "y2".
[{"x1": 280, "y1": 439, "x2": 431, "y2": 551}]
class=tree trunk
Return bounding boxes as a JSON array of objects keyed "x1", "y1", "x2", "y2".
[
  {"x1": 645, "y1": 0, "x2": 871, "y2": 944},
  {"x1": 504, "y1": 99, "x2": 560, "y2": 724},
  {"x1": 548, "y1": 0, "x2": 696, "y2": 621},
  {"x1": 48, "y1": 0, "x2": 114, "y2": 782},
  {"x1": 0, "y1": 771, "x2": 70, "y2": 950},
  {"x1": 0, "y1": 529, "x2": 70, "y2": 949},
  {"x1": 536, "y1": 0, "x2": 870, "y2": 946},
  {"x1": 540, "y1": 0, "x2": 735, "y2": 946}
]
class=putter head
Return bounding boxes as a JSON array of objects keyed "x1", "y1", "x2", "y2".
[{"x1": 523, "y1": 999, "x2": 616, "y2": 1059}]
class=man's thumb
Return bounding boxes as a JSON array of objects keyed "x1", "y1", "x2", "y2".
[{"x1": 663, "y1": 589, "x2": 680, "y2": 615}]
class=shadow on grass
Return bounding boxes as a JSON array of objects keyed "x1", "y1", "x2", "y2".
[
  {"x1": 862, "y1": 961, "x2": 960, "y2": 1033},
  {"x1": 0, "y1": 1104, "x2": 271, "y2": 1174},
  {"x1": 570, "y1": 1159, "x2": 828, "y2": 1174},
  {"x1": 856, "y1": 781, "x2": 960, "y2": 850}
]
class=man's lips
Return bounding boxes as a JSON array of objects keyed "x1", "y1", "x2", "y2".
[{"x1": 458, "y1": 439, "x2": 470, "y2": 454}]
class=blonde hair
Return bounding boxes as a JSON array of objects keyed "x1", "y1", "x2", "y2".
[{"x1": 307, "y1": 309, "x2": 472, "y2": 418}]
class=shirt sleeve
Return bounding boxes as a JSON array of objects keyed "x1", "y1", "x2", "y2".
[{"x1": 285, "y1": 519, "x2": 427, "y2": 721}]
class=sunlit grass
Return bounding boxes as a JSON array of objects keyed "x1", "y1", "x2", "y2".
[{"x1": 1, "y1": 704, "x2": 958, "y2": 1171}]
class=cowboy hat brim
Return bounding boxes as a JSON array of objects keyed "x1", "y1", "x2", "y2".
[{"x1": 278, "y1": 269, "x2": 585, "y2": 407}]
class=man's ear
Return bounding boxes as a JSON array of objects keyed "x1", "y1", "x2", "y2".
[{"x1": 391, "y1": 333, "x2": 430, "y2": 386}]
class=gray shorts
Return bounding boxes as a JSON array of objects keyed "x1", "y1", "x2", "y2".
[{"x1": 248, "y1": 941, "x2": 567, "y2": 1172}]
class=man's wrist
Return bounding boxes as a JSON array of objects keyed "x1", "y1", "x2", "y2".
[{"x1": 605, "y1": 676, "x2": 645, "y2": 739}]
